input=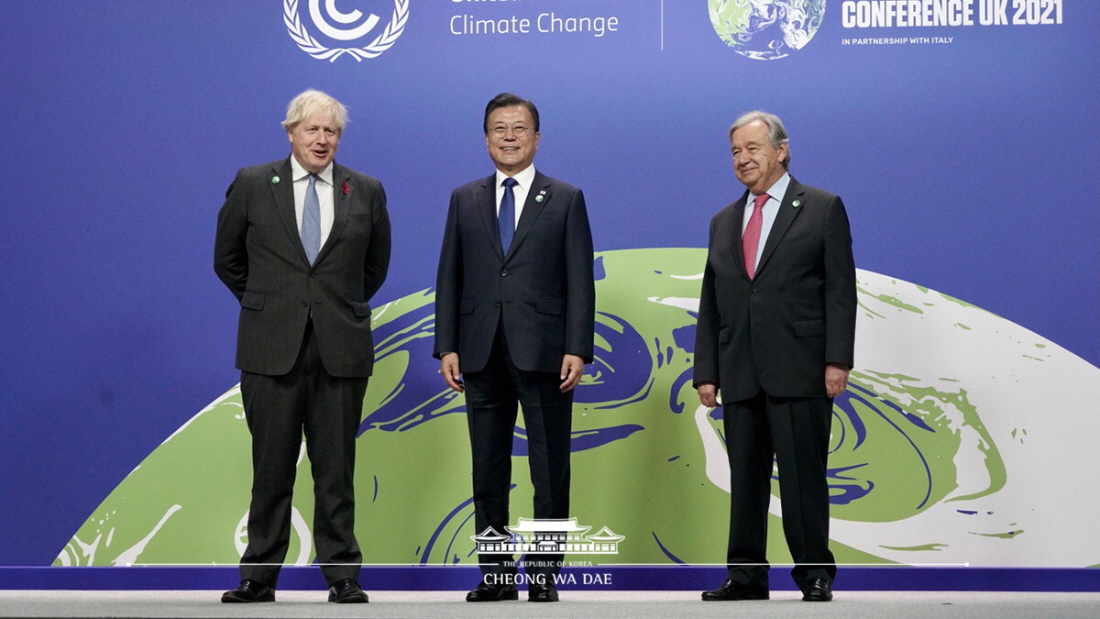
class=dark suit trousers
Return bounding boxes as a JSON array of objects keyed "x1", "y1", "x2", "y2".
[
  {"x1": 238, "y1": 320, "x2": 367, "y2": 588},
  {"x1": 723, "y1": 391, "x2": 836, "y2": 591},
  {"x1": 464, "y1": 327, "x2": 573, "y2": 579}
]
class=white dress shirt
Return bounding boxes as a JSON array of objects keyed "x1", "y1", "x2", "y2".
[
  {"x1": 291, "y1": 158, "x2": 335, "y2": 250},
  {"x1": 742, "y1": 172, "x2": 791, "y2": 268},
  {"x1": 494, "y1": 164, "x2": 536, "y2": 230}
]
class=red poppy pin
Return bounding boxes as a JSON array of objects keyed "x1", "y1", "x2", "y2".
[{"x1": 341, "y1": 180, "x2": 350, "y2": 195}]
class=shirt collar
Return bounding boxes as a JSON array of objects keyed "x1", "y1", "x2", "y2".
[
  {"x1": 751, "y1": 172, "x2": 791, "y2": 204},
  {"x1": 496, "y1": 164, "x2": 536, "y2": 189},
  {"x1": 290, "y1": 157, "x2": 334, "y2": 186}
]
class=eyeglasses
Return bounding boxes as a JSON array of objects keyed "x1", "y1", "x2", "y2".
[{"x1": 490, "y1": 124, "x2": 530, "y2": 138}]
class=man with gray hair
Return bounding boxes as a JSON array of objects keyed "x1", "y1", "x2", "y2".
[
  {"x1": 215, "y1": 89, "x2": 390, "y2": 604},
  {"x1": 693, "y1": 110, "x2": 856, "y2": 602}
]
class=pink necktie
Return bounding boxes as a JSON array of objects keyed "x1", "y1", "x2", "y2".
[{"x1": 742, "y1": 193, "x2": 769, "y2": 279}]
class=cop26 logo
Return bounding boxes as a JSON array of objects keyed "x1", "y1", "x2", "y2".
[
  {"x1": 284, "y1": 0, "x2": 409, "y2": 61},
  {"x1": 709, "y1": 0, "x2": 826, "y2": 60}
]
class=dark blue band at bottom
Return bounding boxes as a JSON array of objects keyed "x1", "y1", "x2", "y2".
[{"x1": 2, "y1": 566, "x2": 1098, "y2": 592}]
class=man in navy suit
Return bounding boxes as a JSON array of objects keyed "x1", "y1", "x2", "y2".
[
  {"x1": 214, "y1": 90, "x2": 390, "y2": 604},
  {"x1": 434, "y1": 93, "x2": 595, "y2": 603},
  {"x1": 693, "y1": 111, "x2": 856, "y2": 603}
]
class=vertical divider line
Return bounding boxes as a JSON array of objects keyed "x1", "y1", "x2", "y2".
[{"x1": 661, "y1": 0, "x2": 665, "y2": 50}]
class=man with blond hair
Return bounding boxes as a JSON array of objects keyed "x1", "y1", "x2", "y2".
[{"x1": 215, "y1": 89, "x2": 390, "y2": 604}]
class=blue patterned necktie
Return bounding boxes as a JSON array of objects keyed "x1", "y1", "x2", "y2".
[
  {"x1": 498, "y1": 177, "x2": 518, "y2": 253},
  {"x1": 302, "y1": 173, "x2": 321, "y2": 265}
]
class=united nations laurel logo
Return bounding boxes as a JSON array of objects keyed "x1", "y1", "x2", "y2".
[{"x1": 284, "y1": 0, "x2": 408, "y2": 62}]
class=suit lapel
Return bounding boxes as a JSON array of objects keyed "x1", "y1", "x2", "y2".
[
  {"x1": 729, "y1": 192, "x2": 749, "y2": 279},
  {"x1": 269, "y1": 159, "x2": 308, "y2": 265},
  {"x1": 316, "y1": 163, "x2": 351, "y2": 266},
  {"x1": 755, "y1": 178, "x2": 806, "y2": 277},
  {"x1": 506, "y1": 172, "x2": 550, "y2": 260},
  {"x1": 477, "y1": 175, "x2": 504, "y2": 260}
]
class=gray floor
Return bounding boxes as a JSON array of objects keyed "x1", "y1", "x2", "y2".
[{"x1": 1, "y1": 590, "x2": 1099, "y2": 619}]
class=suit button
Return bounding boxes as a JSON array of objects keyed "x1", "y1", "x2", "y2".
[
  {"x1": 500, "y1": 269, "x2": 508, "y2": 277},
  {"x1": 301, "y1": 302, "x2": 308, "y2": 308},
  {"x1": 494, "y1": 301, "x2": 501, "y2": 307}
]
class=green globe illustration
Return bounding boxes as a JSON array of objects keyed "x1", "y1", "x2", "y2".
[
  {"x1": 56, "y1": 249, "x2": 1100, "y2": 570},
  {"x1": 709, "y1": 0, "x2": 826, "y2": 60}
]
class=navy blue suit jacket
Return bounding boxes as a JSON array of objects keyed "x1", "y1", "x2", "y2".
[{"x1": 434, "y1": 171, "x2": 595, "y2": 374}]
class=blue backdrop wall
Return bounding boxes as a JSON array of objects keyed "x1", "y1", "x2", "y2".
[{"x1": 1, "y1": 0, "x2": 1097, "y2": 586}]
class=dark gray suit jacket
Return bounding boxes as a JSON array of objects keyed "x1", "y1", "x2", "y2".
[
  {"x1": 434, "y1": 171, "x2": 595, "y2": 374},
  {"x1": 693, "y1": 176, "x2": 856, "y2": 401},
  {"x1": 214, "y1": 158, "x2": 391, "y2": 378}
]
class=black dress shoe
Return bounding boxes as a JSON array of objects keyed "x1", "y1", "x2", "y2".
[
  {"x1": 221, "y1": 579, "x2": 275, "y2": 603},
  {"x1": 466, "y1": 581, "x2": 519, "y2": 602},
  {"x1": 701, "y1": 579, "x2": 769, "y2": 601},
  {"x1": 528, "y1": 583, "x2": 559, "y2": 602},
  {"x1": 802, "y1": 577, "x2": 833, "y2": 602},
  {"x1": 328, "y1": 578, "x2": 369, "y2": 603}
]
